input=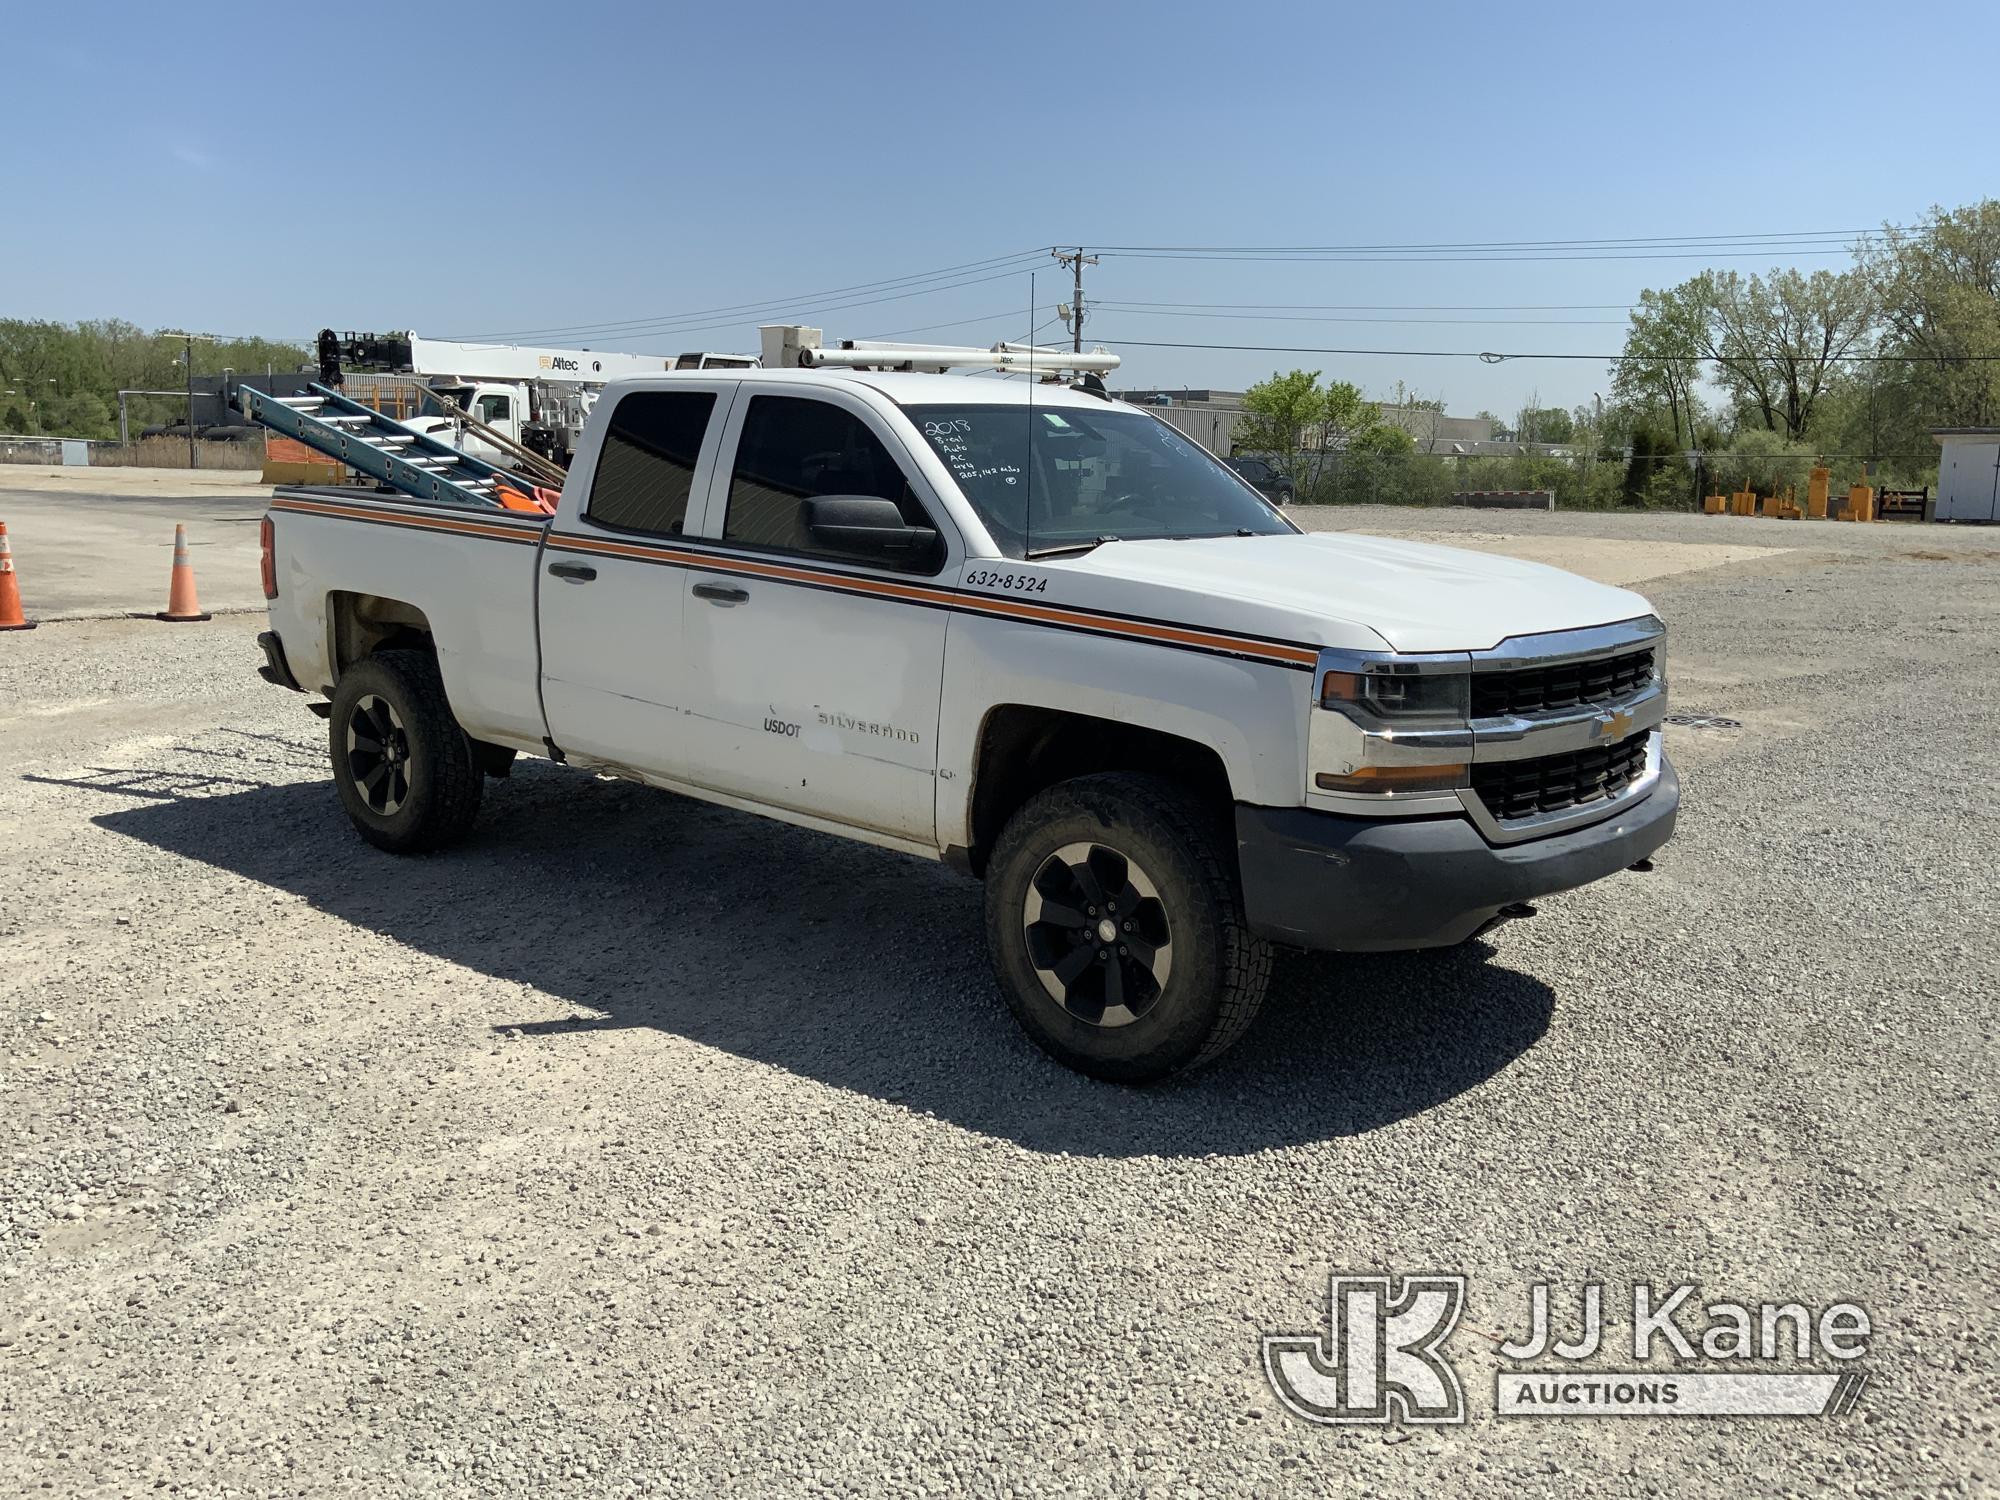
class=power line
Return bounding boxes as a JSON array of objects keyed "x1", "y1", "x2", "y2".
[
  {"x1": 864, "y1": 308, "x2": 1047, "y2": 339},
  {"x1": 1100, "y1": 337, "x2": 2000, "y2": 364},
  {"x1": 446, "y1": 248, "x2": 1050, "y2": 343},
  {"x1": 1093, "y1": 307, "x2": 1628, "y2": 327},
  {"x1": 448, "y1": 264, "x2": 1055, "y2": 350},
  {"x1": 422, "y1": 222, "x2": 1907, "y2": 350},
  {"x1": 570, "y1": 263, "x2": 1057, "y2": 347},
  {"x1": 434, "y1": 224, "x2": 1904, "y2": 344},
  {"x1": 1098, "y1": 300, "x2": 1637, "y2": 311},
  {"x1": 1090, "y1": 228, "x2": 1883, "y2": 254},
  {"x1": 1092, "y1": 228, "x2": 1879, "y2": 249},
  {"x1": 453, "y1": 248, "x2": 1048, "y2": 340},
  {"x1": 1098, "y1": 248, "x2": 1861, "y2": 264}
]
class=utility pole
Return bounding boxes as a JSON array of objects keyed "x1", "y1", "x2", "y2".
[
  {"x1": 165, "y1": 330, "x2": 217, "y2": 470},
  {"x1": 1052, "y1": 246, "x2": 1098, "y2": 353}
]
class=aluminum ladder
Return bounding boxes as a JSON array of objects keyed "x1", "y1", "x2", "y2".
[{"x1": 239, "y1": 381, "x2": 531, "y2": 510}]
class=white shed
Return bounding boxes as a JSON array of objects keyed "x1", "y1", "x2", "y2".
[{"x1": 1935, "y1": 429, "x2": 2000, "y2": 521}]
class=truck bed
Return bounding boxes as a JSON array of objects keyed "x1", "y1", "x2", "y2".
[{"x1": 265, "y1": 484, "x2": 551, "y2": 747}]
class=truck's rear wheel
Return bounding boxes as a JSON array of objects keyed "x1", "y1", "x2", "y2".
[
  {"x1": 983, "y1": 773, "x2": 1271, "y2": 1083},
  {"x1": 329, "y1": 649, "x2": 483, "y2": 853}
]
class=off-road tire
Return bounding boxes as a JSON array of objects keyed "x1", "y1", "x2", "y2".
[
  {"x1": 983, "y1": 772, "x2": 1272, "y2": 1083},
  {"x1": 329, "y1": 649, "x2": 483, "y2": 854}
]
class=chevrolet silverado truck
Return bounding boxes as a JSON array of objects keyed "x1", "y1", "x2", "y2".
[{"x1": 255, "y1": 366, "x2": 1677, "y2": 1082}]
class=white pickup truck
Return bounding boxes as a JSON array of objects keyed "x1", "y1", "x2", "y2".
[{"x1": 256, "y1": 366, "x2": 1677, "y2": 1081}]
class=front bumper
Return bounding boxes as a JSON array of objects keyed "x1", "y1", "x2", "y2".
[{"x1": 1234, "y1": 756, "x2": 1679, "y2": 952}]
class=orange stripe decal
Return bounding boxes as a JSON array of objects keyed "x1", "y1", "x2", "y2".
[
  {"x1": 548, "y1": 535, "x2": 1313, "y2": 664},
  {"x1": 271, "y1": 496, "x2": 540, "y2": 544},
  {"x1": 274, "y1": 496, "x2": 1318, "y2": 669}
]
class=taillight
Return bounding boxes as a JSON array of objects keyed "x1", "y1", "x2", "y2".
[{"x1": 259, "y1": 516, "x2": 278, "y2": 599}]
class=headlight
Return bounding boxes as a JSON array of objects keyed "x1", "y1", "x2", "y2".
[
  {"x1": 1313, "y1": 650, "x2": 1473, "y2": 796},
  {"x1": 1319, "y1": 660, "x2": 1470, "y2": 723}
]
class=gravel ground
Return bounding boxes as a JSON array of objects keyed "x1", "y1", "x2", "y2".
[{"x1": 2, "y1": 509, "x2": 1995, "y2": 1497}]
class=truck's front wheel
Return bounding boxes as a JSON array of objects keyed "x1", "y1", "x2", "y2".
[
  {"x1": 329, "y1": 649, "x2": 483, "y2": 854},
  {"x1": 983, "y1": 773, "x2": 1271, "y2": 1083}
]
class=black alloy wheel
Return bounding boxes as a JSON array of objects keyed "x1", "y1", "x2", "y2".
[
  {"x1": 344, "y1": 693, "x2": 412, "y2": 816},
  {"x1": 327, "y1": 648, "x2": 484, "y2": 853},
  {"x1": 1023, "y1": 840, "x2": 1175, "y2": 1027}
]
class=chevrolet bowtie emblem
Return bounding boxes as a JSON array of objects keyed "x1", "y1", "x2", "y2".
[{"x1": 1596, "y1": 709, "x2": 1635, "y2": 739}]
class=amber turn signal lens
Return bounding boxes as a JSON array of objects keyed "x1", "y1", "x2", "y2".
[
  {"x1": 1320, "y1": 670, "x2": 1366, "y2": 705},
  {"x1": 1315, "y1": 763, "x2": 1469, "y2": 794}
]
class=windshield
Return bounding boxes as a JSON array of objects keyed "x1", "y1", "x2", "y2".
[{"x1": 907, "y1": 403, "x2": 1294, "y2": 558}]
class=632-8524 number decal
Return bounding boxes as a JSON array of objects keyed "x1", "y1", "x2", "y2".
[{"x1": 964, "y1": 569, "x2": 1048, "y2": 594}]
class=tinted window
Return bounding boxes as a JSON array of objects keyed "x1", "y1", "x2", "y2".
[
  {"x1": 909, "y1": 403, "x2": 1290, "y2": 558},
  {"x1": 476, "y1": 394, "x2": 512, "y2": 424},
  {"x1": 586, "y1": 390, "x2": 718, "y2": 535},
  {"x1": 724, "y1": 395, "x2": 928, "y2": 558}
]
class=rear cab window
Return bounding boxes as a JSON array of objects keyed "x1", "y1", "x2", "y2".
[{"x1": 585, "y1": 390, "x2": 720, "y2": 535}]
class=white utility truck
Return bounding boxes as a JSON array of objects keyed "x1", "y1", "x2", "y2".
[
  {"x1": 316, "y1": 329, "x2": 756, "y2": 470},
  {"x1": 252, "y1": 326, "x2": 1677, "y2": 1082}
]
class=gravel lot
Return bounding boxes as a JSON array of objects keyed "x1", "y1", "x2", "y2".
[{"x1": 2, "y1": 505, "x2": 1995, "y2": 1497}]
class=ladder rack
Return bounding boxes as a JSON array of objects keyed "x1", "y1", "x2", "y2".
[
  {"x1": 760, "y1": 324, "x2": 1120, "y2": 378},
  {"x1": 240, "y1": 382, "x2": 536, "y2": 510}
]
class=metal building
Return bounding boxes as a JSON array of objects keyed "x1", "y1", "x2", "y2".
[{"x1": 1934, "y1": 429, "x2": 2000, "y2": 522}]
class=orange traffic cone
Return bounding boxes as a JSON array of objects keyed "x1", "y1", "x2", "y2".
[
  {"x1": 0, "y1": 522, "x2": 34, "y2": 632},
  {"x1": 156, "y1": 523, "x2": 212, "y2": 622}
]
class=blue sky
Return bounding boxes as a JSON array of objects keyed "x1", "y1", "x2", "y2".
[{"x1": 5, "y1": 0, "x2": 1995, "y2": 416}]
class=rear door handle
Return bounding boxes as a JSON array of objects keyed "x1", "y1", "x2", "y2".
[
  {"x1": 693, "y1": 581, "x2": 749, "y2": 604},
  {"x1": 548, "y1": 560, "x2": 597, "y2": 582}
]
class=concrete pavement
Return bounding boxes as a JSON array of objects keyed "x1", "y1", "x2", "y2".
[{"x1": 0, "y1": 467, "x2": 272, "y2": 619}]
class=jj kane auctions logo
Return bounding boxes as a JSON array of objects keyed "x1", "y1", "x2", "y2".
[{"x1": 1264, "y1": 1274, "x2": 1872, "y2": 1423}]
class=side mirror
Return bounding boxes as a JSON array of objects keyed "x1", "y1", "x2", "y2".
[{"x1": 804, "y1": 495, "x2": 940, "y2": 564}]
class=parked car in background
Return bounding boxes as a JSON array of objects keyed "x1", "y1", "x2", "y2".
[{"x1": 1225, "y1": 456, "x2": 1295, "y2": 506}]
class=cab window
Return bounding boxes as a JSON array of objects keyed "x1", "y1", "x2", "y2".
[
  {"x1": 475, "y1": 393, "x2": 512, "y2": 425},
  {"x1": 723, "y1": 395, "x2": 935, "y2": 567},
  {"x1": 585, "y1": 389, "x2": 719, "y2": 535}
]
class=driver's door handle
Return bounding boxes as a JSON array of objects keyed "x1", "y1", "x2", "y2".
[
  {"x1": 547, "y1": 560, "x2": 596, "y2": 583},
  {"x1": 693, "y1": 581, "x2": 749, "y2": 604}
]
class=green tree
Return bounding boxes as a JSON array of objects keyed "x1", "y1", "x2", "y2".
[
  {"x1": 0, "y1": 319, "x2": 307, "y2": 439},
  {"x1": 1234, "y1": 369, "x2": 1405, "y2": 500},
  {"x1": 1613, "y1": 282, "x2": 1708, "y2": 446},
  {"x1": 1710, "y1": 427, "x2": 1817, "y2": 498},
  {"x1": 1861, "y1": 200, "x2": 2000, "y2": 433},
  {"x1": 1622, "y1": 427, "x2": 1674, "y2": 506},
  {"x1": 1382, "y1": 380, "x2": 1447, "y2": 450},
  {"x1": 1517, "y1": 405, "x2": 1575, "y2": 444},
  {"x1": 1348, "y1": 423, "x2": 1414, "y2": 456},
  {"x1": 1702, "y1": 267, "x2": 1875, "y2": 439}
]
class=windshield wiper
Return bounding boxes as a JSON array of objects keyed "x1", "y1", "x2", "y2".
[{"x1": 1026, "y1": 535, "x2": 1121, "y2": 559}]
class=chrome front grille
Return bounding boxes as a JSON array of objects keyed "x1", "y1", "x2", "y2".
[
  {"x1": 1470, "y1": 647, "x2": 1656, "y2": 719},
  {"x1": 1471, "y1": 730, "x2": 1651, "y2": 822}
]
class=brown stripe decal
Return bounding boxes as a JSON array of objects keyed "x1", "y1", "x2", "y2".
[
  {"x1": 548, "y1": 534, "x2": 1318, "y2": 668},
  {"x1": 272, "y1": 495, "x2": 1317, "y2": 670},
  {"x1": 963, "y1": 594, "x2": 1319, "y2": 667},
  {"x1": 271, "y1": 495, "x2": 541, "y2": 544}
]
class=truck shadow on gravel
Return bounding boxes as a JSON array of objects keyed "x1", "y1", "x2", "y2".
[{"x1": 83, "y1": 756, "x2": 1555, "y2": 1158}]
